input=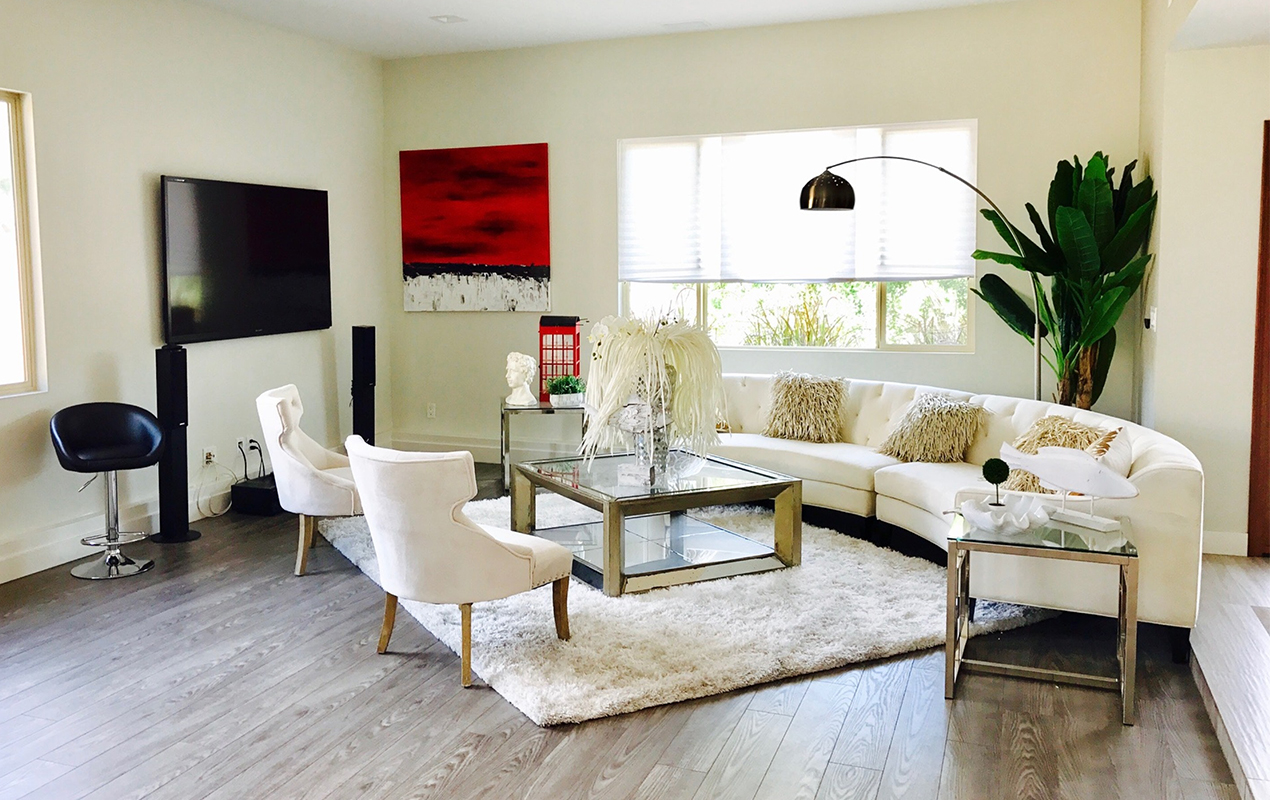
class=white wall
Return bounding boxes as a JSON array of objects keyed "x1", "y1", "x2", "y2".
[
  {"x1": 0, "y1": 0, "x2": 392, "y2": 582},
  {"x1": 1146, "y1": 44, "x2": 1270, "y2": 554},
  {"x1": 382, "y1": 0, "x2": 1144, "y2": 459}
]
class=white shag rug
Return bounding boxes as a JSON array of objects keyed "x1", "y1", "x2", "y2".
[{"x1": 321, "y1": 495, "x2": 1048, "y2": 726}]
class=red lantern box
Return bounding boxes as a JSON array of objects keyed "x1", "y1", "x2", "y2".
[{"x1": 538, "y1": 315, "x2": 582, "y2": 401}]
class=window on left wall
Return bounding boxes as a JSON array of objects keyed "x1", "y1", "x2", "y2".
[{"x1": 0, "y1": 88, "x2": 43, "y2": 397}]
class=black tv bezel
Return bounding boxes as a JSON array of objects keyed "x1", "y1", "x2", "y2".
[{"x1": 160, "y1": 175, "x2": 333, "y2": 346}]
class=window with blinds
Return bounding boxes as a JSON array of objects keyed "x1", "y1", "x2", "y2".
[
  {"x1": 618, "y1": 120, "x2": 977, "y2": 284},
  {"x1": 0, "y1": 88, "x2": 43, "y2": 397}
]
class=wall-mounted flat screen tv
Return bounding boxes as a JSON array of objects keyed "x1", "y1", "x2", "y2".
[{"x1": 161, "y1": 176, "x2": 332, "y2": 345}]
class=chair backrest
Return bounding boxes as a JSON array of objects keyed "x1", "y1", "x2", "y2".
[
  {"x1": 49, "y1": 402, "x2": 164, "y2": 473},
  {"x1": 256, "y1": 384, "x2": 355, "y2": 515},
  {"x1": 345, "y1": 436, "x2": 531, "y2": 605}
]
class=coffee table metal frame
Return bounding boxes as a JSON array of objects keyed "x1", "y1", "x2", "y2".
[
  {"x1": 511, "y1": 453, "x2": 802, "y2": 597},
  {"x1": 945, "y1": 516, "x2": 1139, "y2": 725}
]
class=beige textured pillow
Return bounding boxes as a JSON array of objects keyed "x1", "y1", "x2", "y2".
[
  {"x1": 877, "y1": 393, "x2": 985, "y2": 463},
  {"x1": 763, "y1": 371, "x2": 844, "y2": 443},
  {"x1": 1003, "y1": 415, "x2": 1103, "y2": 493}
]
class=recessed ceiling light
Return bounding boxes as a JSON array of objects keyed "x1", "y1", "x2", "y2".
[
  {"x1": 430, "y1": 14, "x2": 467, "y2": 24},
  {"x1": 663, "y1": 21, "x2": 709, "y2": 31}
]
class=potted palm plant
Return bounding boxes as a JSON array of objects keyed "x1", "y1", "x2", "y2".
[{"x1": 972, "y1": 153, "x2": 1157, "y2": 409}]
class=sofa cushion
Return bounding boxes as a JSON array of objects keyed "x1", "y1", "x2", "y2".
[
  {"x1": 874, "y1": 461, "x2": 984, "y2": 518},
  {"x1": 877, "y1": 393, "x2": 985, "y2": 463},
  {"x1": 713, "y1": 433, "x2": 899, "y2": 492},
  {"x1": 764, "y1": 372, "x2": 845, "y2": 443}
]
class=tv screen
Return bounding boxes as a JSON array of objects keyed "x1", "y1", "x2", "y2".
[{"x1": 161, "y1": 176, "x2": 332, "y2": 345}]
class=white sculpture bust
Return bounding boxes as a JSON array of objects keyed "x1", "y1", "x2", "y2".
[{"x1": 505, "y1": 352, "x2": 539, "y2": 407}]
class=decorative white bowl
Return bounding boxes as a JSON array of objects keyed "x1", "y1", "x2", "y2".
[
  {"x1": 961, "y1": 495, "x2": 1050, "y2": 536},
  {"x1": 549, "y1": 393, "x2": 585, "y2": 408}
]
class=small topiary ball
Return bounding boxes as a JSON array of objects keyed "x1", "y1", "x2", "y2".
[{"x1": 982, "y1": 457, "x2": 1010, "y2": 486}]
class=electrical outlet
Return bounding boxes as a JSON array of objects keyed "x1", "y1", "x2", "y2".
[
  {"x1": 236, "y1": 437, "x2": 246, "y2": 450},
  {"x1": 426, "y1": 403, "x2": 437, "y2": 419},
  {"x1": 202, "y1": 447, "x2": 217, "y2": 465}
]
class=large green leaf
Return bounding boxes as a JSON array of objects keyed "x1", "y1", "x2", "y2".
[
  {"x1": 1113, "y1": 159, "x2": 1137, "y2": 224},
  {"x1": 974, "y1": 274, "x2": 1048, "y2": 341},
  {"x1": 1123, "y1": 174, "x2": 1154, "y2": 222},
  {"x1": 1090, "y1": 329, "x2": 1116, "y2": 406},
  {"x1": 1104, "y1": 253, "x2": 1151, "y2": 295},
  {"x1": 1025, "y1": 202, "x2": 1064, "y2": 270},
  {"x1": 972, "y1": 249, "x2": 1025, "y2": 269},
  {"x1": 1055, "y1": 206, "x2": 1101, "y2": 279},
  {"x1": 1100, "y1": 195, "x2": 1157, "y2": 274},
  {"x1": 1077, "y1": 286, "x2": 1132, "y2": 350},
  {"x1": 980, "y1": 209, "x2": 1021, "y2": 255},
  {"x1": 1048, "y1": 159, "x2": 1077, "y2": 234},
  {"x1": 1078, "y1": 155, "x2": 1115, "y2": 249}
]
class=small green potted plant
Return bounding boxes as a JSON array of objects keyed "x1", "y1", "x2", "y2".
[{"x1": 546, "y1": 375, "x2": 586, "y2": 408}]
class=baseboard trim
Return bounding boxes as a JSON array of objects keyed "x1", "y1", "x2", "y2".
[
  {"x1": 0, "y1": 483, "x2": 232, "y2": 586},
  {"x1": 1204, "y1": 530, "x2": 1250, "y2": 556}
]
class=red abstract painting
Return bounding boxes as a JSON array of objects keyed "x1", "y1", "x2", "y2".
[{"x1": 400, "y1": 143, "x2": 550, "y2": 312}]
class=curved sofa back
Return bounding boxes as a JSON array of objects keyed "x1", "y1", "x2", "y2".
[{"x1": 721, "y1": 373, "x2": 1201, "y2": 479}]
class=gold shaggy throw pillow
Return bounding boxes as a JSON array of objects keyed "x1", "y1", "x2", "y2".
[
  {"x1": 878, "y1": 393, "x2": 985, "y2": 463},
  {"x1": 1003, "y1": 415, "x2": 1107, "y2": 493},
  {"x1": 763, "y1": 371, "x2": 844, "y2": 443}
]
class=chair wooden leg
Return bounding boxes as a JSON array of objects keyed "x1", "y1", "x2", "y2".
[
  {"x1": 295, "y1": 514, "x2": 315, "y2": 576},
  {"x1": 552, "y1": 577, "x2": 570, "y2": 641},
  {"x1": 377, "y1": 593, "x2": 398, "y2": 654},
  {"x1": 460, "y1": 603, "x2": 473, "y2": 688}
]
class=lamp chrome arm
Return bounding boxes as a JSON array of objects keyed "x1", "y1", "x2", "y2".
[{"x1": 819, "y1": 155, "x2": 1043, "y2": 401}]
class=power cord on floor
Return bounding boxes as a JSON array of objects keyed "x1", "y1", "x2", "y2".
[{"x1": 196, "y1": 458, "x2": 236, "y2": 518}]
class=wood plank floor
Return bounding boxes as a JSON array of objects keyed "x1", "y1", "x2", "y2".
[
  {"x1": 0, "y1": 469, "x2": 1236, "y2": 800},
  {"x1": 1193, "y1": 555, "x2": 1270, "y2": 800}
]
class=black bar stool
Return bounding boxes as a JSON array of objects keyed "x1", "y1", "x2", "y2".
[{"x1": 50, "y1": 403, "x2": 165, "y2": 580}]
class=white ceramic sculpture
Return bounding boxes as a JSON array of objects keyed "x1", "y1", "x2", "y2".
[
  {"x1": 505, "y1": 352, "x2": 539, "y2": 407},
  {"x1": 960, "y1": 495, "x2": 1051, "y2": 536},
  {"x1": 1000, "y1": 443, "x2": 1139, "y2": 531}
]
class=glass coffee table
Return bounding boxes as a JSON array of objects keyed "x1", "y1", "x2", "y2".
[
  {"x1": 945, "y1": 514, "x2": 1139, "y2": 724},
  {"x1": 510, "y1": 452, "x2": 801, "y2": 596}
]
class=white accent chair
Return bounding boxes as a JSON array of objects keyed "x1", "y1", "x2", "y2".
[
  {"x1": 345, "y1": 436, "x2": 573, "y2": 687},
  {"x1": 256, "y1": 385, "x2": 361, "y2": 576}
]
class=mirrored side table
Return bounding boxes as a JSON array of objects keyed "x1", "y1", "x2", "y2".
[{"x1": 500, "y1": 402, "x2": 586, "y2": 485}]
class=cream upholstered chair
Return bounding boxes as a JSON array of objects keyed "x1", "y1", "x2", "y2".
[
  {"x1": 345, "y1": 435, "x2": 573, "y2": 687},
  {"x1": 256, "y1": 385, "x2": 361, "y2": 576}
]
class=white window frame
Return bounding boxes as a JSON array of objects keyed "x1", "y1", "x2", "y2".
[
  {"x1": 0, "y1": 88, "x2": 44, "y2": 397},
  {"x1": 619, "y1": 281, "x2": 975, "y2": 354}
]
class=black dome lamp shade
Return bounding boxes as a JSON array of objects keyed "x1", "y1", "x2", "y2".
[
  {"x1": 796, "y1": 154, "x2": 1044, "y2": 402},
  {"x1": 800, "y1": 170, "x2": 855, "y2": 210}
]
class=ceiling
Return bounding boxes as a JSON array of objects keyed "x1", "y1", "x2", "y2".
[
  {"x1": 186, "y1": 0, "x2": 1011, "y2": 60},
  {"x1": 1174, "y1": 0, "x2": 1270, "y2": 49}
]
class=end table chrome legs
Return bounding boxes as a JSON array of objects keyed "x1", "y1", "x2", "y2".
[
  {"x1": 1119, "y1": 558, "x2": 1139, "y2": 725},
  {"x1": 944, "y1": 539, "x2": 1138, "y2": 725}
]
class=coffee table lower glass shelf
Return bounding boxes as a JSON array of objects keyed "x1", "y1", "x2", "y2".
[
  {"x1": 535, "y1": 512, "x2": 776, "y2": 594},
  {"x1": 511, "y1": 452, "x2": 802, "y2": 596}
]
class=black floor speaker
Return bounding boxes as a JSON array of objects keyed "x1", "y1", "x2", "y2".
[
  {"x1": 153, "y1": 345, "x2": 201, "y2": 543},
  {"x1": 352, "y1": 326, "x2": 375, "y2": 445}
]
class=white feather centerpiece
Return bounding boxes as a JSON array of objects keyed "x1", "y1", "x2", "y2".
[
  {"x1": 580, "y1": 313, "x2": 725, "y2": 482},
  {"x1": 999, "y1": 443, "x2": 1139, "y2": 531}
]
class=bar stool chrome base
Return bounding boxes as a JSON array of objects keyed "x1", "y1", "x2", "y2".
[
  {"x1": 69, "y1": 471, "x2": 155, "y2": 580},
  {"x1": 71, "y1": 549, "x2": 154, "y2": 580}
]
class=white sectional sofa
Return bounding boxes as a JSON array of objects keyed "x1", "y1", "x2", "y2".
[{"x1": 712, "y1": 374, "x2": 1205, "y2": 630}]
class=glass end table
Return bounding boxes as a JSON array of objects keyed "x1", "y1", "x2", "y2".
[
  {"x1": 511, "y1": 452, "x2": 802, "y2": 596},
  {"x1": 945, "y1": 513, "x2": 1140, "y2": 725}
]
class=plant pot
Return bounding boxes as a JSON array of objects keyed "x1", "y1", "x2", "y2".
[{"x1": 549, "y1": 393, "x2": 584, "y2": 408}]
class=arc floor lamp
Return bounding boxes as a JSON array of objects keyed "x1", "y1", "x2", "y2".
[{"x1": 800, "y1": 157, "x2": 1043, "y2": 402}]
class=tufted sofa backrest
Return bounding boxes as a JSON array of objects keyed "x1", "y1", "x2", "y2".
[{"x1": 720, "y1": 373, "x2": 1200, "y2": 478}]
